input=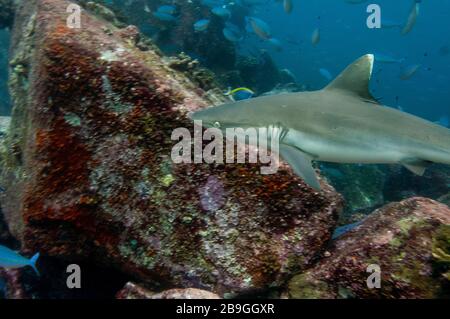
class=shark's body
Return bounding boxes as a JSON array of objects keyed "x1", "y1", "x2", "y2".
[
  {"x1": 264, "y1": 89, "x2": 450, "y2": 165},
  {"x1": 191, "y1": 55, "x2": 450, "y2": 190}
]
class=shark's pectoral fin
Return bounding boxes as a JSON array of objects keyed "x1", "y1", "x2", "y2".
[
  {"x1": 401, "y1": 159, "x2": 432, "y2": 176},
  {"x1": 279, "y1": 144, "x2": 321, "y2": 190}
]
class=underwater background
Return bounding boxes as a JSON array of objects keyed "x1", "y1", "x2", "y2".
[
  {"x1": 0, "y1": 0, "x2": 449, "y2": 299},
  {"x1": 2, "y1": 0, "x2": 450, "y2": 122}
]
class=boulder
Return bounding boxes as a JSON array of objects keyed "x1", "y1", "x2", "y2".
[
  {"x1": 1, "y1": 0, "x2": 342, "y2": 295},
  {"x1": 288, "y1": 198, "x2": 450, "y2": 299}
]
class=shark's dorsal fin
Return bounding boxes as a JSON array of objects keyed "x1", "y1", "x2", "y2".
[{"x1": 325, "y1": 54, "x2": 377, "y2": 102}]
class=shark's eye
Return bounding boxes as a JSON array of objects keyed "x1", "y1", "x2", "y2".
[{"x1": 214, "y1": 121, "x2": 221, "y2": 128}]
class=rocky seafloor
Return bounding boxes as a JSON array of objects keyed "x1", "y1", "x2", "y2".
[{"x1": 0, "y1": 0, "x2": 448, "y2": 299}]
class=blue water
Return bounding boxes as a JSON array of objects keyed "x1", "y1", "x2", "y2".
[
  {"x1": 249, "y1": 0, "x2": 449, "y2": 122},
  {"x1": 1, "y1": 1, "x2": 449, "y2": 121}
]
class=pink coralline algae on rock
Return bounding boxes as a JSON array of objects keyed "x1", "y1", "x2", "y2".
[
  {"x1": 0, "y1": 0, "x2": 343, "y2": 296},
  {"x1": 199, "y1": 175, "x2": 225, "y2": 212},
  {"x1": 288, "y1": 198, "x2": 450, "y2": 299}
]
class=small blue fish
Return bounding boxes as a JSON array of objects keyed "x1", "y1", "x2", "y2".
[
  {"x1": 226, "y1": 87, "x2": 255, "y2": 101},
  {"x1": 194, "y1": 19, "x2": 210, "y2": 32},
  {"x1": 246, "y1": 17, "x2": 272, "y2": 40},
  {"x1": 311, "y1": 27, "x2": 321, "y2": 46},
  {"x1": 400, "y1": 64, "x2": 421, "y2": 80},
  {"x1": 0, "y1": 245, "x2": 40, "y2": 275},
  {"x1": 156, "y1": 5, "x2": 176, "y2": 15},
  {"x1": 223, "y1": 27, "x2": 242, "y2": 42},
  {"x1": 153, "y1": 11, "x2": 176, "y2": 22},
  {"x1": 319, "y1": 68, "x2": 333, "y2": 81},
  {"x1": 332, "y1": 221, "x2": 363, "y2": 240},
  {"x1": 283, "y1": 0, "x2": 294, "y2": 14}
]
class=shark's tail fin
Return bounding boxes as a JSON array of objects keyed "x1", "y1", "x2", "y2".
[{"x1": 29, "y1": 252, "x2": 40, "y2": 276}]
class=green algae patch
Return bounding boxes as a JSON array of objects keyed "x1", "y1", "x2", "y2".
[
  {"x1": 160, "y1": 174, "x2": 175, "y2": 187},
  {"x1": 432, "y1": 224, "x2": 450, "y2": 281},
  {"x1": 396, "y1": 216, "x2": 421, "y2": 235},
  {"x1": 288, "y1": 273, "x2": 331, "y2": 299}
]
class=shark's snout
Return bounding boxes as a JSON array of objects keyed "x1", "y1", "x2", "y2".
[
  {"x1": 189, "y1": 107, "x2": 217, "y2": 124},
  {"x1": 188, "y1": 109, "x2": 209, "y2": 122}
]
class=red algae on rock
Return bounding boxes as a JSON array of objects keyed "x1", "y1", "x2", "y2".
[
  {"x1": 288, "y1": 198, "x2": 450, "y2": 299},
  {"x1": 1, "y1": 0, "x2": 342, "y2": 295}
]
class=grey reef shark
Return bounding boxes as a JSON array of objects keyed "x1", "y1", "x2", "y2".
[{"x1": 191, "y1": 54, "x2": 450, "y2": 190}]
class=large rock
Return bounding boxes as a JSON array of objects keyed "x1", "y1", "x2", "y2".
[
  {"x1": 0, "y1": 116, "x2": 14, "y2": 244},
  {"x1": 1, "y1": 0, "x2": 342, "y2": 295},
  {"x1": 288, "y1": 198, "x2": 450, "y2": 299}
]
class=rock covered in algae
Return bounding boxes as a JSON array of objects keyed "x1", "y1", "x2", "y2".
[
  {"x1": 0, "y1": 117, "x2": 14, "y2": 244},
  {"x1": 1, "y1": 0, "x2": 343, "y2": 295},
  {"x1": 288, "y1": 197, "x2": 450, "y2": 299},
  {"x1": 0, "y1": 269, "x2": 29, "y2": 299},
  {"x1": 116, "y1": 282, "x2": 220, "y2": 299}
]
